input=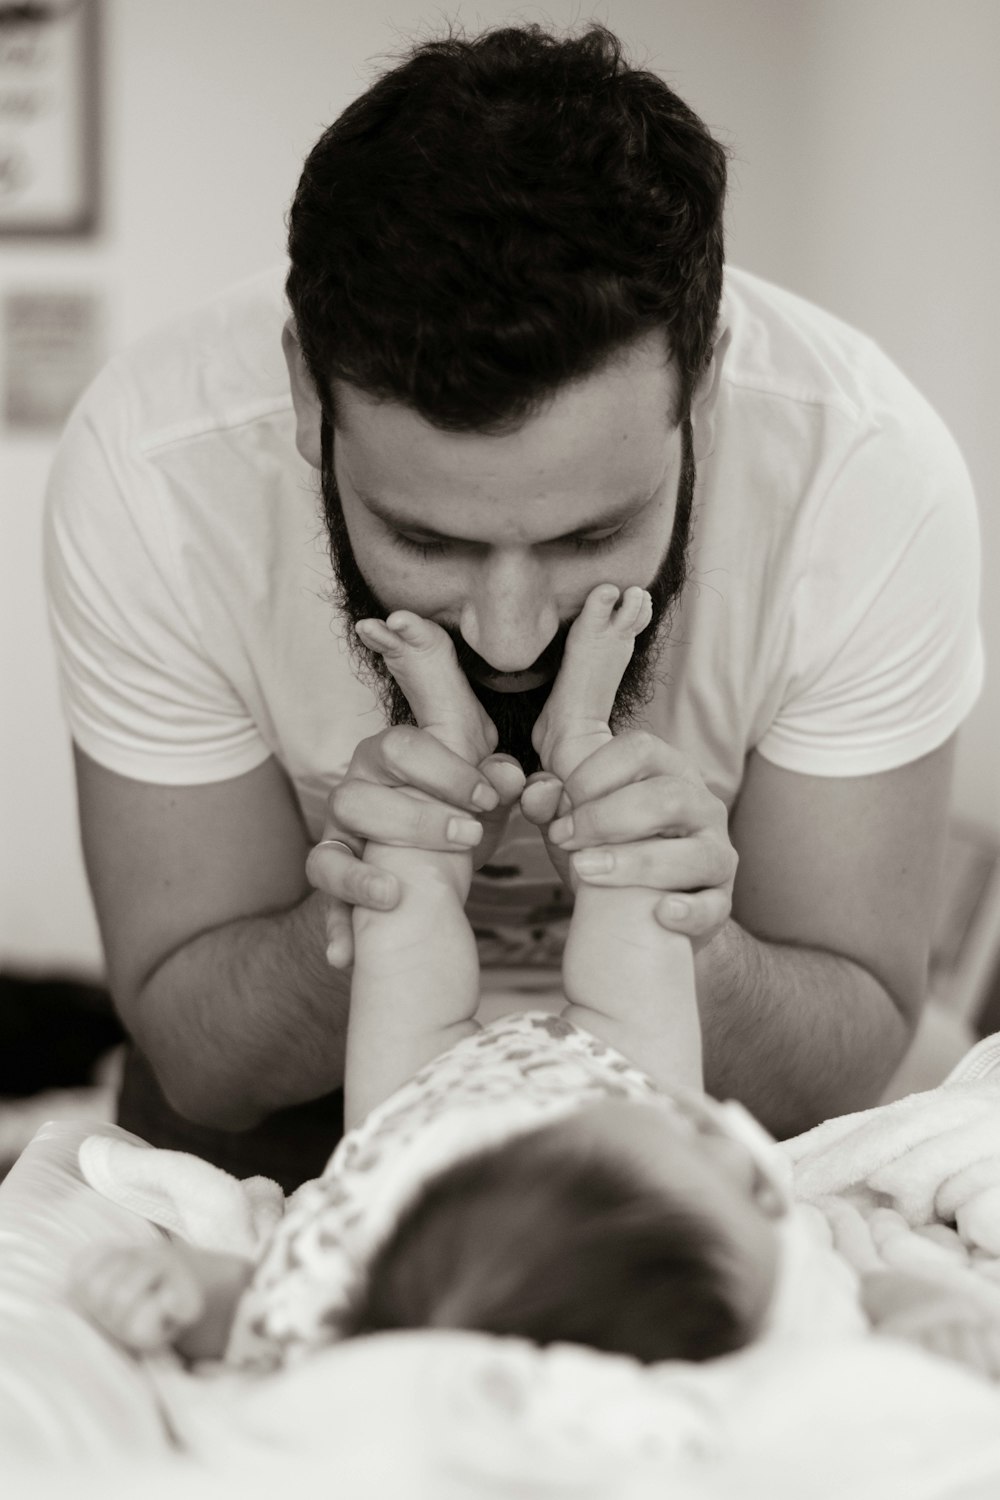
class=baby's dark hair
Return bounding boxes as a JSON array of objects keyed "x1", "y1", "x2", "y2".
[
  {"x1": 286, "y1": 22, "x2": 728, "y2": 434},
  {"x1": 342, "y1": 1115, "x2": 760, "y2": 1363}
]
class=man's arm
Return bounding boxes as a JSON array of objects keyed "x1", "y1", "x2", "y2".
[
  {"x1": 74, "y1": 747, "x2": 349, "y2": 1130},
  {"x1": 701, "y1": 738, "x2": 956, "y2": 1135}
]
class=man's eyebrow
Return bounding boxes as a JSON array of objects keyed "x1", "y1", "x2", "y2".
[{"x1": 356, "y1": 490, "x2": 653, "y2": 543}]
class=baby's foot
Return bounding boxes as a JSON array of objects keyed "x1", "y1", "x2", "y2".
[
  {"x1": 532, "y1": 584, "x2": 652, "y2": 782},
  {"x1": 356, "y1": 613, "x2": 497, "y2": 766},
  {"x1": 71, "y1": 1241, "x2": 205, "y2": 1353}
]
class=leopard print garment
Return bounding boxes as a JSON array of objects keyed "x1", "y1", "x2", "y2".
[{"x1": 227, "y1": 1011, "x2": 660, "y2": 1371}]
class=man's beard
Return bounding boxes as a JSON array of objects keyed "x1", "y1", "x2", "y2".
[{"x1": 320, "y1": 418, "x2": 696, "y2": 775}]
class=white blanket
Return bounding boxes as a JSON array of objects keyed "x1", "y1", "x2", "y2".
[{"x1": 8, "y1": 1334, "x2": 1000, "y2": 1500}]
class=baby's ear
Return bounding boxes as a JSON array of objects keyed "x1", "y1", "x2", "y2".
[{"x1": 690, "y1": 325, "x2": 732, "y2": 462}]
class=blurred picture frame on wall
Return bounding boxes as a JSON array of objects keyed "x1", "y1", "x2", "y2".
[{"x1": 0, "y1": 0, "x2": 99, "y2": 237}]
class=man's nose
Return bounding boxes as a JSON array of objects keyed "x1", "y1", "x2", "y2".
[{"x1": 457, "y1": 554, "x2": 560, "y2": 673}]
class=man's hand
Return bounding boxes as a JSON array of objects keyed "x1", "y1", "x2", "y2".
[
  {"x1": 520, "y1": 732, "x2": 736, "y2": 949},
  {"x1": 306, "y1": 727, "x2": 525, "y2": 968}
]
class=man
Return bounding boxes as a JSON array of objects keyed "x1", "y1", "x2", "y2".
[{"x1": 44, "y1": 25, "x2": 981, "y2": 1191}]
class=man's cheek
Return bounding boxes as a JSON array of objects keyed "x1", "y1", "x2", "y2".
[{"x1": 366, "y1": 562, "x2": 448, "y2": 618}]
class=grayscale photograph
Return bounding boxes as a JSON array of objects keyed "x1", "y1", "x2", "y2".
[{"x1": 1, "y1": 2, "x2": 999, "y2": 1494}]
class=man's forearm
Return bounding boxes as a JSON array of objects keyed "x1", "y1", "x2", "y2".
[
  {"x1": 696, "y1": 920, "x2": 914, "y2": 1137},
  {"x1": 131, "y1": 890, "x2": 350, "y2": 1130}
]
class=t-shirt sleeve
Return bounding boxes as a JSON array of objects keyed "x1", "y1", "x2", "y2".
[
  {"x1": 756, "y1": 401, "x2": 983, "y2": 777},
  {"x1": 43, "y1": 362, "x2": 273, "y2": 784}
]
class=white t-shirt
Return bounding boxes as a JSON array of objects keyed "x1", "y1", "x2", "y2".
[{"x1": 44, "y1": 265, "x2": 983, "y2": 978}]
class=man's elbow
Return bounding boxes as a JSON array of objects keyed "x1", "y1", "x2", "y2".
[
  {"x1": 877, "y1": 963, "x2": 926, "y2": 1062},
  {"x1": 122, "y1": 967, "x2": 272, "y2": 1133},
  {"x1": 126, "y1": 1008, "x2": 270, "y2": 1130}
]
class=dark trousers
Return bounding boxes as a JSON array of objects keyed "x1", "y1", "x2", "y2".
[{"x1": 117, "y1": 1045, "x2": 345, "y2": 1195}]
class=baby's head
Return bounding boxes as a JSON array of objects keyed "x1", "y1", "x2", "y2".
[{"x1": 343, "y1": 1093, "x2": 785, "y2": 1363}]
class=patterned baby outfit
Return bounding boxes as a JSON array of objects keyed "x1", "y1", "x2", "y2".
[{"x1": 227, "y1": 1011, "x2": 660, "y2": 1371}]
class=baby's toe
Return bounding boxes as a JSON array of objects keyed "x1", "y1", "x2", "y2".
[
  {"x1": 356, "y1": 611, "x2": 451, "y2": 662},
  {"x1": 384, "y1": 610, "x2": 451, "y2": 654},
  {"x1": 614, "y1": 585, "x2": 653, "y2": 638},
  {"x1": 573, "y1": 582, "x2": 622, "y2": 635},
  {"x1": 566, "y1": 584, "x2": 651, "y2": 645}
]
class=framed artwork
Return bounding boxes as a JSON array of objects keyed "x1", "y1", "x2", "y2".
[
  {"x1": 3, "y1": 286, "x2": 105, "y2": 429},
  {"x1": 0, "y1": 0, "x2": 100, "y2": 236}
]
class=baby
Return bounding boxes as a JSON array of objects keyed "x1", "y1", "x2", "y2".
[{"x1": 75, "y1": 582, "x2": 790, "y2": 1370}]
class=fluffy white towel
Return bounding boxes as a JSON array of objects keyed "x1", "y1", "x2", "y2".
[
  {"x1": 787, "y1": 1091, "x2": 997, "y2": 1198},
  {"x1": 786, "y1": 1068, "x2": 1000, "y2": 1250},
  {"x1": 873, "y1": 1115, "x2": 1000, "y2": 1227},
  {"x1": 783, "y1": 1033, "x2": 1000, "y2": 1326},
  {"x1": 78, "y1": 1136, "x2": 284, "y2": 1259}
]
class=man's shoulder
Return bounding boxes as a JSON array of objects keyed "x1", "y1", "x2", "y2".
[
  {"x1": 722, "y1": 267, "x2": 921, "y2": 426},
  {"x1": 83, "y1": 266, "x2": 293, "y2": 456}
]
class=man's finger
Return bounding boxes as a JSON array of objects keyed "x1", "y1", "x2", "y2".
[
  {"x1": 520, "y1": 773, "x2": 564, "y2": 827},
  {"x1": 479, "y1": 753, "x2": 527, "y2": 804},
  {"x1": 324, "y1": 901, "x2": 355, "y2": 969},
  {"x1": 306, "y1": 837, "x2": 398, "y2": 905},
  {"x1": 330, "y1": 779, "x2": 486, "y2": 852},
  {"x1": 548, "y1": 778, "x2": 722, "y2": 850},
  {"x1": 568, "y1": 833, "x2": 735, "y2": 894},
  {"x1": 652, "y1": 886, "x2": 733, "y2": 942},
  {"x1": 352, "y1": 724, "x2": 499, "y2": 813},
  {"x1": 559, "y1": 731, "x2": 699, "y2": 805}
]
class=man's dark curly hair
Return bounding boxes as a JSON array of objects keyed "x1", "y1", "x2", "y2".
[{"x1": 286, "y1": 23, "x2": 728, "y2": 434}]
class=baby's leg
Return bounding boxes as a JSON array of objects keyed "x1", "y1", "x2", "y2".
[
  {"x1": 535, "y1": 585, "x2": 702, "y2": 1092},
  {"x1": 71, "y1": 1237, "x2": 252, "y2": 1363},
  {"x1": 347, "y1": 613, "x2": 495, "y2": 1126}
]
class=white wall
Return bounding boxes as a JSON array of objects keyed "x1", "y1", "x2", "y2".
[
  {"x1": 776, "y1": 1, "x2": 1000, "y2": 833},
  {"x1": 2, "y1": 0, "x2": 997, "y2": 975}
]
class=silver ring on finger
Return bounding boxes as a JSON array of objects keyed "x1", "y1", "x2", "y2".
[{"x1": 314, "y1": 837, "x2": 363, "y2": 860}]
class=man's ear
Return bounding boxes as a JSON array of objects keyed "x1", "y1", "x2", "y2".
[
  {"x1": 282, "y1": 319, "x2": 324, "y2": 470},
  {"x1": 690, "y1": 324, "x2": 732, "y2": 462}
]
